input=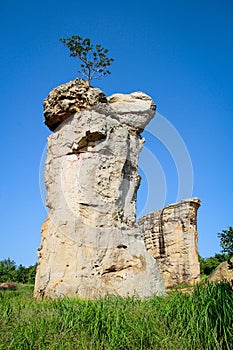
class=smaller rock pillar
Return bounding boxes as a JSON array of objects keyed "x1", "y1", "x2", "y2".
[{"x1": 138, "y1": 198, "x2": 201, "y2": 288}]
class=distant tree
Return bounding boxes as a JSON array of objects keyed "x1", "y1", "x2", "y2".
[
  {"x1": 198, "y1": 254, "x2": 205, "y2": 275},
  {"x1": 16, "y1": 264, "x2": 28, "y2": 284},
  {"x1": 60, "y1": 35, "x2": 114, "y2": 84},
  {"x1": 27, "y1": 264, "x2": 37, "y2": 284},
  {"x1": 214, "y1": 253, "x2": 228, "y2": 263},
  {"x1": 199, "y1": 253, "x2": 228, "y2": 276},
  {"x1": 218, "y1": 226, "x2": 233, "y2": 257},
  {"x1": 0, "y1": 259, "x2": 37, "y2": 284},
  {"x1": 0, "y1": 258, "x2": 17, "y2": 282}
]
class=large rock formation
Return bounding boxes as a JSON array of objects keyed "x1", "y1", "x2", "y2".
[
  {"x1": 34, "y1": 79, "x2": 165, "y2": 299},
  {"x1": 138, "y1": 198, "x2": 201, "y2": 288}
]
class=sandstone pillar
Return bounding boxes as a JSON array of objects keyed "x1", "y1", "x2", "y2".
[
  {"x1": 138, "y1": 198, "x2": 201, "y2": 288},
  {"x1": 34, "y1": 79, "x2": 165, "y2": 299}
]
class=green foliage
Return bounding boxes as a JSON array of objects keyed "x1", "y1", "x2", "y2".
[
  {"x1": 60, "y1": 35, "x2": 114, "y2": 83},
  {"x1": 0, "y1": 282, "x2": 232, "y2": 349},
  {"x1": 0, "y1": 258, "x2": 37, "y2": 284},
  {"x1": 218, "y1": 226, "x2": 233, "y2": 257},
  {"x1": 199, "y1": 253, "x2": 228, "y2": 276},
  {"x1": 16, "y1": 263, "x2": 37, "y2": 284},
  {"x1": 0, "y1": 258, "x2": 16, "y2": 282},
  {"x1": 199, "y1": 226, "x2": 233, "y2": 276}
]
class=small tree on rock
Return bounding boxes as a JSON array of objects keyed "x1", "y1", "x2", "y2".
[{"x1": 60, "y1": 36, "x2": 114, "y2": 84}]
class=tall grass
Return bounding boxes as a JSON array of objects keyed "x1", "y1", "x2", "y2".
[{"x1": 0, "y1": 282, "x2": 232, "y2": 350}]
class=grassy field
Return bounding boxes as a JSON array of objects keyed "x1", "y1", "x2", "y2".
[{"x1": 0, "y1": 282, "x2": 232, "y2": 350}]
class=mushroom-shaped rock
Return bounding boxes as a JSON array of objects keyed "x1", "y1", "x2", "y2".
[{"x1": 35, "y1": 79, "x2": 165, "y2": 299}]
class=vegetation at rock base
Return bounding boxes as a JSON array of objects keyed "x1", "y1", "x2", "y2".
[
  {"x1": 0, "y1": 282, "x2": 232, "y2": 350},
  {"x1": 1, "y1": 226, "x2": 232, "y2": 349},
  {"x1": 60, "y1": 36, "x2": 114, "y2": 83}
]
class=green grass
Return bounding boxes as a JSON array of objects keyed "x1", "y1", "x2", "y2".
[{"x1": 0, "y1": 282, "x2": 232, "y2": 350}]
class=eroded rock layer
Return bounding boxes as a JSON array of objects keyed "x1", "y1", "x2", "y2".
[
  {"x1": 44, "y1": 79, "x2": 107, "y2": 131},
  {"x1": 138, "y1": 198, "x2": 201, "y2": 288},
  {"x1": 34, "y1": 79, "x2": 165, "y2": 299}
]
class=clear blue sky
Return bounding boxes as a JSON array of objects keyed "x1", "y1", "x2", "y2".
[{"x1": 0, "y1": 0, "x2": 232, "y2": 266}]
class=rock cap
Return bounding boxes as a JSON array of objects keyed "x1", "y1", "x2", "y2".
[
  {"x1": 43, "y1": 78, "x2": 156, "y2": 133},
  {"x1": 44, "y1": 78, "x2": 107, "y2": 131},
  {"x1": 108, "y1": 92, "x2": 156, "y2": 131}
]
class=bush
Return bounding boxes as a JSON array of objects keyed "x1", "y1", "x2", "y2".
[
  {"x1": 199, "y1": 253, "x2": 229, "y2": 276},
  {"x1": 0, "y1": 258, "x2": 37, "y2": 284}
]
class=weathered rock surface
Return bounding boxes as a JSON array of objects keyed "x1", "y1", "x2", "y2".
[
  {"x1": 34, "y1": 79, "x2": 165, "y2": 299},
  {"x1": 107, "y1": 92, "x2": 156, "y2": 131},
  {"x1": 0, "y1": 283, "x2": 17, "y2": 290},
  {"x1": 208, "y1": 258, "x2": 233, "y2": 285},
  {"x1": 138, "y1": 198, "x2": 201, "y2": 288},
  {"x1": 44, "y1": 79, "x2": 107, "y2": 131}
]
